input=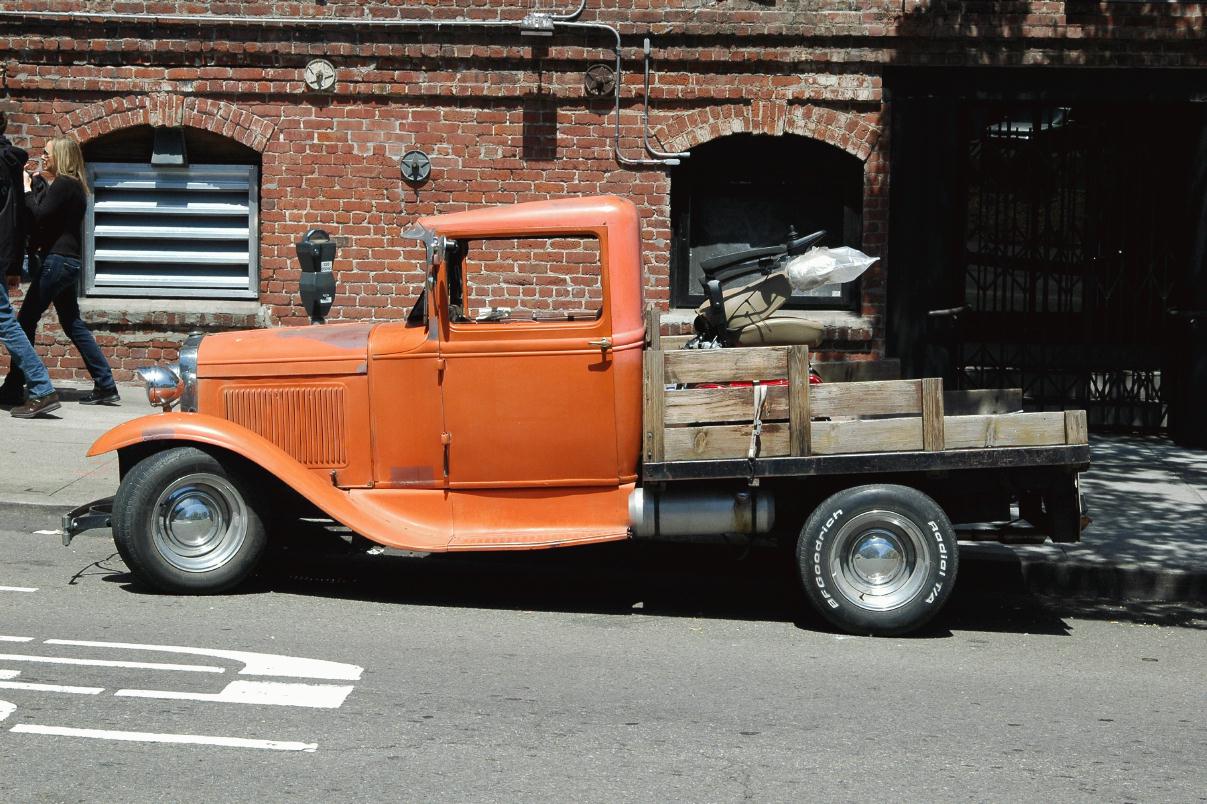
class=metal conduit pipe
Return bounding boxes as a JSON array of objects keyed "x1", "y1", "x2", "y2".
[
  {"x1": 0, "y1": 8, "x2": 674, "y2": 168},
  {"x1": 642, "y1": 38, "x2": 690, "y2": 162}
]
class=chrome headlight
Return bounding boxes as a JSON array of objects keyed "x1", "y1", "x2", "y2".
[
  {"x1": 178, "y1": 332, "x2": 203, "y2": 412},
  {"x1": 137, "y1": 365, "x2": 184, "y2": 411}
]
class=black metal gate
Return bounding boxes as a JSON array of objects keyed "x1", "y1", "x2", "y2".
[
  {"x1": 888, "y1": 82, "x2": 1205, "y2": 433},
  {"x1": 951, "y1": 102, "x2": 1197, "y2": 430}
]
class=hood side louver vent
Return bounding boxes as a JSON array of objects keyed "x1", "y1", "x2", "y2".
[{"x1": 223, "y1": 385, "x2": 347, "y2": 468}]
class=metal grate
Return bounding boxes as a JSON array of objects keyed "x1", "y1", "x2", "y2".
[
  {"x1": 84, "y1": 162, "x2": 259, "y2": 299},
  {"x1": 223, "y1": 385, "x2": 346, "y2": 467}
]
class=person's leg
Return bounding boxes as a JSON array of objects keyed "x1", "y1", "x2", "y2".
[
  {"x1": 1, "y1": 255, "x2": 56, "y2": 396},
  {"x1": 49, "y1": 256, "x2": 116, "y2": 394},
  {"x1": 0, "y1": 277, "x2": 56, "y2": 401}
]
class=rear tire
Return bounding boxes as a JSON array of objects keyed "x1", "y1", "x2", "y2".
[
  {"x1": 113, "y1": 447, "x2": 267, "y2": 594},
  {"x1": 797, "y1": 484, "x2": 958, "y2": 636}
]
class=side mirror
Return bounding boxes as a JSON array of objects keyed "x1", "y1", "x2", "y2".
[{"x1": 295, "y1": 228, "x2": 337, "y2": 324}]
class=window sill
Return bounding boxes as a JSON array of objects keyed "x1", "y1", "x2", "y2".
[{"x1": 79, "y1": 298, "x2": 268, "y2": 329}]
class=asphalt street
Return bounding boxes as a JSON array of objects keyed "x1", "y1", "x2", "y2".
[{"x1": 1, "y1": 505, "x2": 1205, "y2": 803}]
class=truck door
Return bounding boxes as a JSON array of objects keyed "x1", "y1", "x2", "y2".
[{"x1": 438, "y1": 233, "x2": 620, "y2": 488}]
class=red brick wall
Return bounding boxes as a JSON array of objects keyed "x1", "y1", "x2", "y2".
[{"x1": 0, "y1": 0, "x2": 1203, "y2": 381}]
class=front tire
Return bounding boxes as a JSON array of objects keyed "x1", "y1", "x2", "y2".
[
  {"x1": 797, "y1": 484, "x2": 958, "y2": 636},
  {"x1": 113, "y1": 447, "x2": 267, "y2": 594}
]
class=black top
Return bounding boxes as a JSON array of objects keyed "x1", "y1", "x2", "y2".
[
  {"x1": 0, "y1": 136, "x2": 28, "y2": 275},
  {"x1": 26, "y1": 173, "x2": 85, "y2": 260}
]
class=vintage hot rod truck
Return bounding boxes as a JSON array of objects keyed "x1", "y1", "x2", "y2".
[{"x1": 64, "y1": 195, "x2": 1089, "y2": 636}]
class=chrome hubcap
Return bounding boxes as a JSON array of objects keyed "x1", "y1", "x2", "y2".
[
  {"x1": 850, "y1": 531, "x2": 906, "y2": 586},
  {"x1": 152, "y1": 473, "x2": 247, "y2": 573},
  {"x1": 830, "y1": 510, "x2": 930, "y2": 612}
]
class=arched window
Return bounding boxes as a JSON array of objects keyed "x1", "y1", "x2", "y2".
[
  {"x1": 670, "y1": 133, "x2": 864, "y2": 310},
  {"x1": 82, "y1": 126, "x2": 260, "y2": 299}
]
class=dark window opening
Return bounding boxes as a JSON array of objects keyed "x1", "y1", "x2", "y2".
[{"x1": 670, "y1": 133, "x2": 864, "y2": 310}]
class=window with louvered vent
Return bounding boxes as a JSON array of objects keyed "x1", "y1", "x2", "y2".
[{"x1": 84, "y1": 162, "x2": 259, "y2": 299}]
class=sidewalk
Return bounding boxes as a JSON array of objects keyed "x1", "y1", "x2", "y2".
[{"x1": 2, "y1": 380, "x2": 1205, "y2": 604}]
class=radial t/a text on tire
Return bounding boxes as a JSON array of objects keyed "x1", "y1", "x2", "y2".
[
  {"x1": 113, "y1": 446, "x2": 268, "y2": 594},
  {"x1": 796, "y1": 484, "x2": 959, "y2": 636}
]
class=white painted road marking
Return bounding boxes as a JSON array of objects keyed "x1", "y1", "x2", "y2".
[
  {"x1": 47, "y1": 639, "x2": 363, "y2": 680},
  {"x1": 116, "y1": 680, "x2": 354, "y2": 709},
  {"x1": 32, "y1": 530, "x2": 59, "y2": 536},
  {"x1": 0, "y1": 701, "x2": 12, "y2": 722},
  {"x1": 0, "y1": 671, "x2": 18, "y2": 679},
  {"x1": 11, "y1": 724, "x2": 317, "y2": 752},
  {"x1": 0, "y1": 586, "x2": 37, "y2": 593},
  {"x1": 0, "y1": 681, "x2": 104, "y2": 695},
  {"x1": 0, "y1": 653, "x2": 224, "y2": 674},
  {"x1": 0, "y1": 636, "x2": 34, "y2": 642}
]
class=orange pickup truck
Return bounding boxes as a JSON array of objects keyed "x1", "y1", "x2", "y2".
[{"x1": 64, "y1": 195, "x2": 1089, "y2": 636}]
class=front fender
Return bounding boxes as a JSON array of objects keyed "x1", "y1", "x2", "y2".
[{"x1": 89, "y1": 412, "x2": 452, "y2": 552}]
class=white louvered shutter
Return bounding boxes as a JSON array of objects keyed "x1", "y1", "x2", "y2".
[{"x1": 84, "y1": 163, "x2": 258, "y2": 298}]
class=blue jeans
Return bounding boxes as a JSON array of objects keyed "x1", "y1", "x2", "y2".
[
  {"x1": 4, "y1": 254, "x2": 114, "y2": 393},
  {"x1": 0, "y1": 273, "x2": 55, "y2": 398}
]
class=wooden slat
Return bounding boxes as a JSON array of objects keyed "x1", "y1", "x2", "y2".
[
  {"x1": 810, "y1": 418, "x2": 924, "y2": 455},
  {"x1": 944, "y1": 412, "x2": 1068, "y2": 450},
  {"x1": 644, "y1": 304, "x2": 661, "y2": 350},
  {"x1": 922, "y1": 377, "x2": 945, "y2": 451},
  {"x1": 788, "y1": 345, "x2": 810, "y2": 457},
  {"x1": 642, "y1": 349, "x2": 665, "y2": 462},
  {"x1": 811, "y1": 359, "x2": 901, "y2": 383},
  {"x1": 943, "y1": 388, "x2": 1023, "y2": 415},
  {"x1": 1064, "y1": 409, "x2": 1089, "y2": 445},
  {"x1": 664, "y1": 386, "x2": 789, "y2": 425},
  {"x1": 809, "y1": 379, "x2": 922, "y2": 419},
  {"x1": 664, "y1": 423, "x2": 790, "y2": 461},
  {"x1": 663, "y1": 346, "x2": 789, "y2": 384}
]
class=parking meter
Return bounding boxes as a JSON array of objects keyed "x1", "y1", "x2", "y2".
[{"x1": 295, "y1": 228, "x2": 337, "y2": 324}]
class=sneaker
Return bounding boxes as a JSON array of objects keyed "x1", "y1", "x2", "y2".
[
  {"x1": 11, "y1": 391, "x2": 61, "y2": 419},
  {"x1": 79, "y1": 386, "x2": 120, "y2": 406}
]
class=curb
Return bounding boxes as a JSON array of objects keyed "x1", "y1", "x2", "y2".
[{"x1": 1017, "y1": 557, "x2": 1207, "y2": 605}]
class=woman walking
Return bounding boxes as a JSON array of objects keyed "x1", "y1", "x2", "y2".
[{"x1": 0, "y1": 136, "x2": 118, "y2": 415}]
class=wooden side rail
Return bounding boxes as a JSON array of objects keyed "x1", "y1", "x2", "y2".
[{"x1": 640, "y1": 305, "x2": 1088, "y2": 463}]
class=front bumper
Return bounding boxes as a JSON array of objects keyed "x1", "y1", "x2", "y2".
[{"x1": 61, "y1": 496, "x2": 114, "y2": 547}]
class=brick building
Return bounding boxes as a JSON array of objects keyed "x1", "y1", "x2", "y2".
[{"x1": 1, "y1": 1, "x2": 1204, "y2": 439}]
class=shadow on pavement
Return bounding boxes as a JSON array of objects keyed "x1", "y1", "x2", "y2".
[{"x1": 90, "y1": 534, "x2": 1106, "y2": 637}]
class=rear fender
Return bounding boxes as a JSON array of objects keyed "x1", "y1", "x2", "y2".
[{"x1": 89, "y1": 413, "x2": 452, "y2": 552}]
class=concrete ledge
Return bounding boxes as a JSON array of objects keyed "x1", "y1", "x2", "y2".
[{"x1": 79, "y1": 298, "x2": 270, "y2": 329}]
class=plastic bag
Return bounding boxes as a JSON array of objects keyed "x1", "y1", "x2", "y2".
[{"x1": 785, "y1": 246, "x2": 878, "y2": 293}]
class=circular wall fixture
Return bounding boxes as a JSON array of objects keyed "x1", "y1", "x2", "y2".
[
  {"x1": 302, "y1": 58, "x2": 337, "y2": 92},
  {"x1": 584, "y1": 63, "x2": 616, "y2": 98},
  {"x1": 400, "y1": 150, "x2": 432, "y2": 185}
]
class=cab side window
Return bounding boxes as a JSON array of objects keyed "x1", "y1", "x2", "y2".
[{"x1": 452, "y1": 235, "x2": 603, "y2": 324}]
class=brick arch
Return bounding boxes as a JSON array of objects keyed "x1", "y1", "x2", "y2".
[
  {"x1": 56, "y1": 94, "x2": 277, "y2": 152},
  {"x1": 656, "y1": 101, "x2": 881, "y2": 162}
]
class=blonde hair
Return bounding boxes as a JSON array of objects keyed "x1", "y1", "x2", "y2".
[{"x1": 46, "y1": 137, "x2": 89, "y2": 194}]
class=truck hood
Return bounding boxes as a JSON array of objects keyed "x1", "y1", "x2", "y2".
[{"x1": 198, "y1": 322, "x2": 376, "y2": 378}]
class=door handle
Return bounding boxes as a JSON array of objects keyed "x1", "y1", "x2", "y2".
[{"x1": 588, "y1": 337, "x2": 612, "y2": 352}]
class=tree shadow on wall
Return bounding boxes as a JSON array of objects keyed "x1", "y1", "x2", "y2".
[{"x1": 897, "y1": 0, "x2": 1202, "y2": 48}]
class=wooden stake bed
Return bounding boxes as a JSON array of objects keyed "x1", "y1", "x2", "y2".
[{"x1": 641, "y1": 339, "x2": 1090, "y2": 482}]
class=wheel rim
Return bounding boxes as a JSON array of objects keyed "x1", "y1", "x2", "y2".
[
  {"x1": 829, "y1": 510, "x2": 930, "y2": 612},
  {"x1": 151, "y1": 472, "x2": 248, "y2": 573}
]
